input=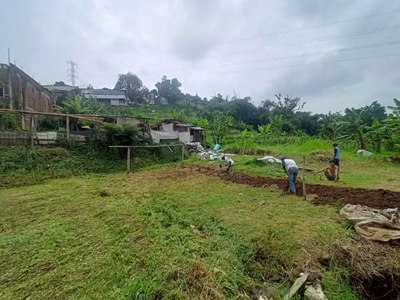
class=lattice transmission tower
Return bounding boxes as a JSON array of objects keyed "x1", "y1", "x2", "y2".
[{"x1": 67, "y1": 60, "x2": 79, "y2": 86}]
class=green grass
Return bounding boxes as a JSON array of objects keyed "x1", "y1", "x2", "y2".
[
  {"x1": 0, "y1": 144, "x2": 182, "y2": 188},
  {"x1": 0, "y1": 166, "x2": 361, "y2": 300},
  {"x1": 128, "y1": 105, "x2": 173, "y2": 122}
]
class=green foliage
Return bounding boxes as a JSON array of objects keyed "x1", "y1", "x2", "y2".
[
  {"x1": 197, "y1": 111, "x2": 233, "y2": 144},
  {"x1": 114, "y1": 72, "x2": 151, "y2": 104},
  {"x1": 155, "y1": 75, "x2": 184, "y2": 105},
  {"x1": 171, "y1": 108, "x2": 185, "y2": 121},
  {"x1": 36, "y1": 117, "x2": 65, "y2": 132},
  {"x1": 0, "y1": 141, "x2": 182, "y2": 188},
  {"x1": 59, "y1": 95, "x2": 93, "y2": 115},
  {"x1": 388, "y1": 98, "x2": 400, "y2": 116},
  {"x1": 0, "y1": 113, "x2": 21, "y2": 131},
  {"x1": 0, "y1": 102, "x2": 21, "y2": 131},
  {"x1": 258, "y1": 123, "x2": 271, "y2": 144},
  {"x1": 99, "y1": 123, "x2": 140, "y2": 146}
]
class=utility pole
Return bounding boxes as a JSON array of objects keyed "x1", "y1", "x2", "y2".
[
  {"x1": 67, "y1": 60, "x2": 79, "y2": 86},
  {"x1": 7, "y1": 48, "x2": 10, "y2": 64}
]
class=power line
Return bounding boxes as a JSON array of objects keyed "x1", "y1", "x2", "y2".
[
  {"x1": 85, "y1": 24, "x2": 400, "y2": 79},
  {"x1": 191, "y1": 53, "x2": 400, "y2": 76},
  {"x1": 219, "y1": 8, "x2": 400, "y2": 45},
  {"x1": 83, "y1": 39, "x2": 400, "y2": 78},
  {"x1": 201, "y1": 40, "x2": 400, "y2": 69},
  {"x1": 209, "y1": 25, "x2": 400, "y2": 58}
]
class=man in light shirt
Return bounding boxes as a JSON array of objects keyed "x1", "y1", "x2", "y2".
[
  {"x1": 281, "y1": 158, "x2": 299, "y2": 195},
  {"x1": 221, "y1": 156, "x2": 234, "y2": 174}
]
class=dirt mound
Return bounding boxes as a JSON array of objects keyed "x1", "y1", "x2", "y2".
[
  {"x1": 331, "y1": 239, "x2": 400, "y2": 299},
  {"x1": 388, "y1": 156, "x2": 400, "y2": 163},
  {"x1": 193, "y1": 165, "x2": 400, "y2": 209},
  {"x1": 310, "y1": 150, "x2": 332, "y2": 161}
]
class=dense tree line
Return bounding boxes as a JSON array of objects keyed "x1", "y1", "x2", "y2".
[{"x1": 52, "y1": 72, "x2": 400, "y2": 152}]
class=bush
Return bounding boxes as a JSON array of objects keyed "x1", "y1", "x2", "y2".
[{"x1": 99, "y1": 123, "x2": 141, "y2": 146}]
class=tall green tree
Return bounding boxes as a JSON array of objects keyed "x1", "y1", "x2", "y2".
[
  {"x1": 115, "y1": 72, "x2": 147, "y2": 104},
  {"x1": 155, "y1": 76, "x2": 184, "y2": 105}
]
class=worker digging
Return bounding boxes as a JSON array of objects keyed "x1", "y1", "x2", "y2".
[{"x1": 221, "y1": 155, "x2": 234, "y2": 174}]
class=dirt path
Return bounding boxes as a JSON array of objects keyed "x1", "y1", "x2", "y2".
[{"x1": 192, "y1": 165, "x2": 400, "y2": 209}]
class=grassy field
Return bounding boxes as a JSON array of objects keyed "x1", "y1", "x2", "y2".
[
  {"x1": 1, "y1": 141, "x2": 400, "y2": 299},
  {"x1": 0, "y1": 165, "x2": 364, "y2": 300},
  {"x1": 0, "y1": 144, "x2": 182, "y2": 189}
]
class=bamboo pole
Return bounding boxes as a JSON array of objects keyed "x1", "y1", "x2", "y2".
[
  {"x1": 0, "y1": 109, "x2": 104, "y2": 123},
  {"x1": 0, "y1": 108, "x2": 156, "y2": 121},
  {"x1": 29, "y1": 115, "x2": 34, "y2": 147},
  {"x1": 303, "y1": 156, "x2": 307, "y2": 200},
  {"x1": 66, "y1": 116, "x2": 70, "y2": 140},
  {"x1": 109, "y1": 144, "x2": 183, "y2": 148},
  {"x1": 127, "y1": 146, "x2": 131, "y2": 174}
]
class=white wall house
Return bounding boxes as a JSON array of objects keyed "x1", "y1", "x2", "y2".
[
  {"x1": 151, "y1": 120, "x2": 204, "y2": 144},
  {"x1": 81, "y1": 89, "x2": 127, "y2": 106}
]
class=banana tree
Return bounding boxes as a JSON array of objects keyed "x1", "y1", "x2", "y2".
[
  {"x1": 270, "y1": 115, "x2": 284, "y2": 136},
  {"x1": 258, "y1": 123, "x2": 272, "y2": 144},
  {"x1": 196, "y1": 111, "x2": 233, "y2": 144},
  {"x1": 241, "y1": 128, "x2": 255, "y2": 154},
  {"x1": 336, "y1": 104, "x2": 378, "y2": 149},
  {"x1": 388, "y1": 98, "x2": 400, "y2": 116},
  {"x1": 366, "y1": 119, "x2": 385, "y2": 153},
  {"x1": 171, "y1": 108, "x2": 185, "y2": 121}
]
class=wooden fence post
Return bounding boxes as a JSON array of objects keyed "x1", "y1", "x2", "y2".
[
  {"x1": 66, "y1": 116, "x2": 70, "y2": 140},
  {"x1": 127, "y1": 146, "x2": 131, "y2": 174},
  {"x1": 181, "y1": 144, "x2": 185, "y2": 165},
  {"x1": 302, "y1": 156, "x2": 307, "y2": 200}
]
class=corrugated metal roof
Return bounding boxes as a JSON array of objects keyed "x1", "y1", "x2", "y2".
[
  {"x1": 190, "y1": 126, "x2": 205, "y2": 130},
  {"x1": 43, "y1": 85, "x2": 78, "y2": 92},
  {"x1": 82, "y1": 89, "x2": 126, "y2": 95}
]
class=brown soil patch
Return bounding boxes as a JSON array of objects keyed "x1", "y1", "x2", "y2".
[
  {"x1": 190, "y1": 165, "x2": 400, "y2": 209},
  {"x1": 388, "y1": 156, "x2": 400, "y2": 163}
]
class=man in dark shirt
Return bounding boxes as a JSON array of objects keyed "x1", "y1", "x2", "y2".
[{"x1": 332, "y1": 142, "x2": 341, "y2": 178}]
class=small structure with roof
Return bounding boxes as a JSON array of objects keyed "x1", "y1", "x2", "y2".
[{"x1": 151, "y1": 119, "x2": 205, "y2": 144}]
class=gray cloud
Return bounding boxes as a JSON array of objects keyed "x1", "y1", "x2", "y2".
[{"x1": 2, "y1": 0, "x2": 400, "y2": 113}]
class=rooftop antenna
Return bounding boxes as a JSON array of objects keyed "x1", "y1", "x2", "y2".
[{"x1": 67, "y1": 60, "x2": 79, "y2": 86}]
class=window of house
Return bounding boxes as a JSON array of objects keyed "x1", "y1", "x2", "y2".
[{"x1": 0, "y1": 86, "x2": 4, "y2": 97}]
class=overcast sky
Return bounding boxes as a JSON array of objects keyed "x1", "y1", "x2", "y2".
[{"x1": 2, "y1": 0, "x2": 400, "y2": 113}]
